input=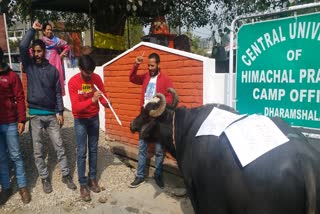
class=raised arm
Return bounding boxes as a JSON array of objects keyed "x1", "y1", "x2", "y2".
[
  {"x1": 20, "y1": 29, "x2": 35, "y2": 69},
  {"x1": 19, "y1": 21, "x2": 42, "y2": 69},
  {"x1": 129, "y1": 56, "x2": 145, "y2": 85}
]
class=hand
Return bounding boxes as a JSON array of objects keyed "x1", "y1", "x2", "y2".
[
  {"x1": 60, "y1": 53, "x2": 67, "y2": 59},
  {"x1": 105, "y1": 100, "x2": 111, "y2": 108},
  {"x1": 17, "y1": 123, "x2": 25, "y2": 135},
  {"x1": 135, "y1": 56, "x2": 143, "y2": 65},
  {"x1": 92, "y1": 91, "x2": 102, "y2": 103},
  {"x1": 32, "y1": 20, "x2": 42, "y2": 31},
  {"x1": 56, "y1": 115, "x2": 64, "y2": 128}
]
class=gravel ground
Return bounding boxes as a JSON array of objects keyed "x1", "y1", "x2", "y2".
[{"x1": 0, "y1": 111, "x2": 193, "y2": 214}]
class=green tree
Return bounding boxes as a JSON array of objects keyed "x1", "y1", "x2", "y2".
[
  {"x1": 9, "y1": 39, "x2": 21, "y2": 53},
  {"x1": 3, "y1": 0, "x2": 90, "y2": 31},
  {"x1": 127, "y1": 0, "x2": 215, "y2": 31},
  {"x1": 0, "y1": 0, "x2": 16, "y2": 26},
  {"x1": 4, "y1": 0, "x2": 319, "y2": 34},
  {"x1": 213, "y1": 0, "x2": 320, "y2": 28},
  {"x1": 6, "y1": 0, "x2": 214, "y2": 31},
  {"x1": 167, "y1": 0, "x2": 213, "y2": 29},
  {"x1": 124, "y1": 17, "x2": 144, "y2": 49},
  {"x1": 184, "y1": 32, "x2": 210, "y2": 56}
]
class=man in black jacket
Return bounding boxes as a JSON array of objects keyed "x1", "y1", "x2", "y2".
[{"x1": 20, "y1": 20, "x2": 76, "y2": 193}]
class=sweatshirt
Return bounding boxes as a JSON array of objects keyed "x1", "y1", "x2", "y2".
[
  {"x1": 68, "y1": 73, "x2": 108, "y2": 118},
  {"x1": 0, "y1": 64, "x2": 26, "y2": 124},
  {"x1": 129, "y1": 64, "x2": 173, "y2": 107},
  {"x1": 20, "y1": 28, "x2": 64, "y2": 114}
]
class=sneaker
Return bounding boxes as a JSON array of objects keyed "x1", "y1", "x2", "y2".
[
  {"x1": 0, "y1": 188, "x2": 13, "y2": 205},
  {"x1": 42, "y1": 178, "x2": 53, "y2": 194},
  {"x1": 62, "y1": 174, "x2": 77, "y2": 190},
  {"x1": 128, "y1": 177, "x2": 145, "y2": 188},
  {"x1": 154, "y1": 176, "x2": 164, "y2": 189}
]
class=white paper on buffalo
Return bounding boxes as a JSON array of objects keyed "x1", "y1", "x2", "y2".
[
  {"x1": 224, "y1": 114, "x2": 290, "y2": 167},
  {"x1": 196, "y1": 107, "x2": 245, "y2": 137}
]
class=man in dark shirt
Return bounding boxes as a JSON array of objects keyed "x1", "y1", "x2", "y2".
[{"x1": 20, "y1": 20, "x2": 76, "y2": 194}]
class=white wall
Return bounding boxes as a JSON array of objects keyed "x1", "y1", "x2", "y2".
[
  {"x1": 63, "y1": 64, "x2": 106, "y2": 132},
  {"x1": 203, "y1": 58, "x2": 236, "y2": 106}
]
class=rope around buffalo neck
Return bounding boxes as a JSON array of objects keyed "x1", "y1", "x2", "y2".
[{"x1": 172, "y1": 111, "x2": 176, "y2": 150}]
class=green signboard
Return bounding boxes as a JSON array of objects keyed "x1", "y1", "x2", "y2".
[{"x1": 237, "y1": 12, "x2": 320, "y2": 129}]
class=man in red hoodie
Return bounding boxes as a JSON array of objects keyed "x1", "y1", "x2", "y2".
[
  {"x1": 68, "y1": 55, "x2": 109, "y2": 202},
  {"x1": 0, "y1": 47, "x2": 31, "y2": 204}
]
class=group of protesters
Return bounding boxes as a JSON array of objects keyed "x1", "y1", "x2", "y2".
[{"x1": 0, "y1": 20, "x2": 174, "y2": 204}]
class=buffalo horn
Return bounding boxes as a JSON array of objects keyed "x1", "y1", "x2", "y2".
[
  {"x1": 149, "y1": 93, "x2": 166, "y2": 117},
  {"x1": 167, "y1": 88, "x2": 179, "y2": 109}
]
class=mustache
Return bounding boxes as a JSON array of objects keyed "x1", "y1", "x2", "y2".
[
  {"x1": 33, "y1": 56, "x2": 43, "y2": 62},
  {"x1": 149, "y1": 68, "x2": 158, "y2": 72}
]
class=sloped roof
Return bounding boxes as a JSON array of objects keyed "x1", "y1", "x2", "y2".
[{"x1": 102, "y1": 42, "x2": 211, "y2": 68}]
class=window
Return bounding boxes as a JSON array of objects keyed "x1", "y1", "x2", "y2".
[
  {"x1": 8, "y1": 31, "x2": 14, "y2": 38},
  {"x1": 15, "y1": 31, "x2": 23, "y2": 38}
]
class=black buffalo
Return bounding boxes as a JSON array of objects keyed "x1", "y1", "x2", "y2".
[{"x1": 130, "y1": 88, "x2": 320, "y2": 214}]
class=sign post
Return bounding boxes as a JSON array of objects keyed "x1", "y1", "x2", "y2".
[
  {"x1": 236, "y1": 12, "x2": 320, "y2": 129},
  {"x1": 3, "y1": 13, "x2": 12, "y2": 68}
]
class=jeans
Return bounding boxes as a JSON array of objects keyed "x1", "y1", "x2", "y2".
[
  {"x1": 74, "y1": 115, "x2": 99, "y2": 185},
  {"x1": 29, "y1": 115, "x2": 70, "y2": 179},
  {"x1": 136, "y1": 139, "x2": 164, "y2": 179},
  {"x1": 0, "y1": 123, "x2": 27, "y2": 189}
]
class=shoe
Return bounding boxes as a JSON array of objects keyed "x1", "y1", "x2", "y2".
[
  {"x1": 154, "y1": 176, "x2": 164, "y2": 189},
  {"x1": 19, "y1": 187, "x2": 31, "y2": 204},
  {"x1": 42, "y1": 178, "x2": 53, "y2": 194},
  {"x1": 80, "y1": 185, "x2": 91, "y2": 202},
  {"x1": 62, "y1": 174, "x2": 77, "y2": 190},
  {"x1": 88, "y1": 179, "x2": 101, "y2": 193},
  {"x1": 0, "y1": 188, "x2": 13, "y2": 205},
  {"x1": 128, "y1": 177, "x2": 145, "y2": 188}
]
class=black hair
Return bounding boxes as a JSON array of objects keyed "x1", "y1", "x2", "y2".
[
  {"x1": 32, "y1": 39, "x2": 46, "y2": 51},
  {"x1": 79, "y1": 55, "x2": 96, "y2": 73},
  {"x1": 148, "y1": 53, "x2": 160, "y2": 64},
  {"x1": 42, "y1": 23, "x2": 52, "y2": 32}
]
